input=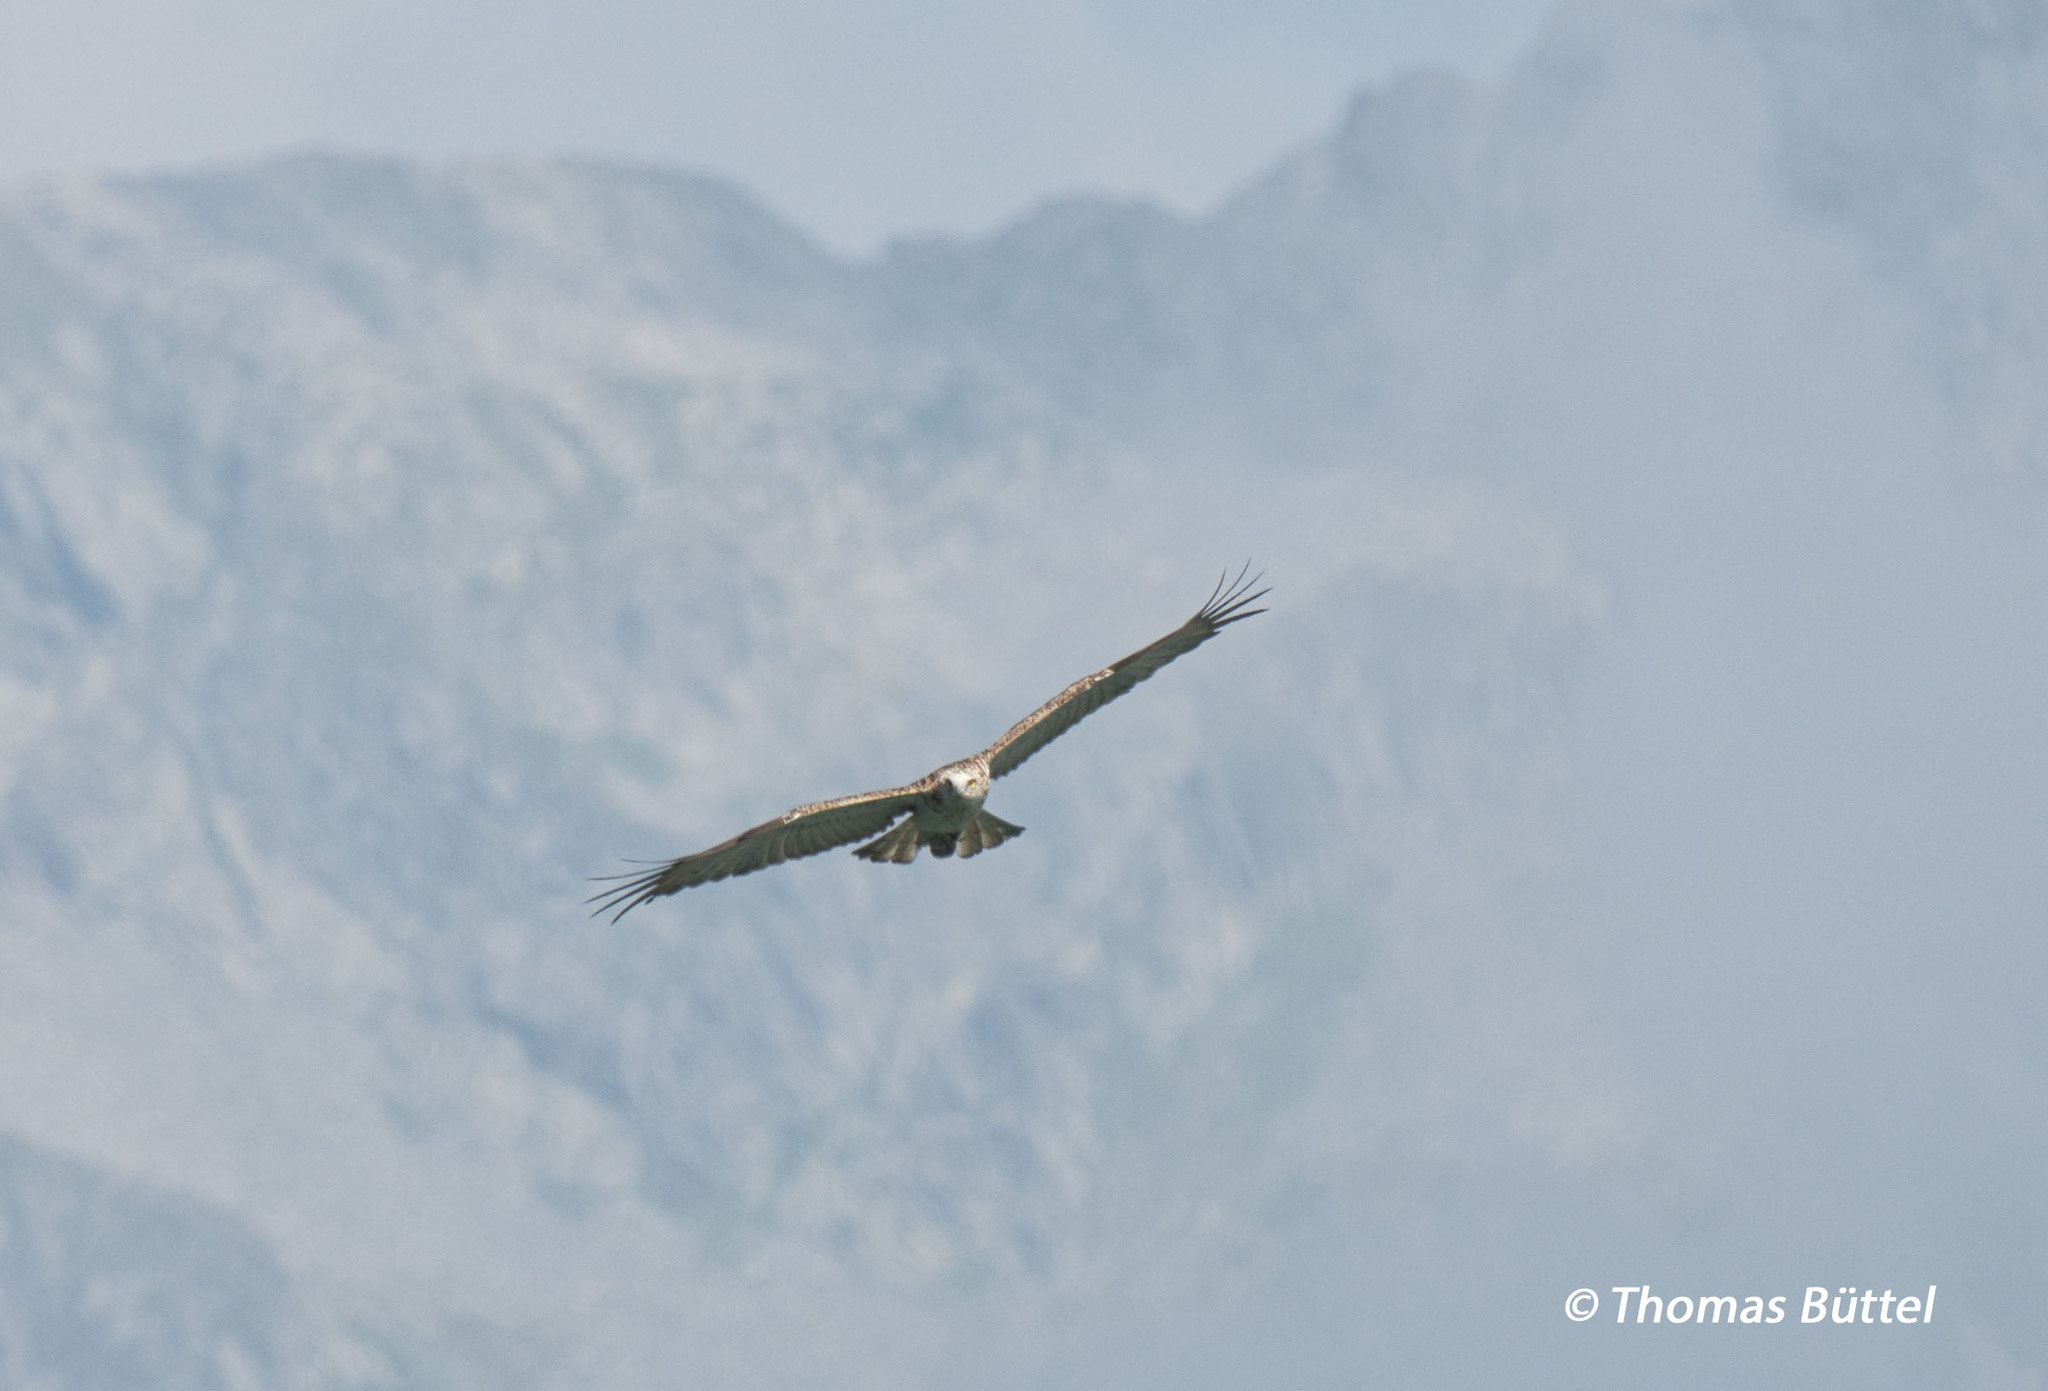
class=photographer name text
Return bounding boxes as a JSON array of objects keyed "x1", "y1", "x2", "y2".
[{"x1": 1563, "y1": 1284, "x2": 1937, "y2": 1325}]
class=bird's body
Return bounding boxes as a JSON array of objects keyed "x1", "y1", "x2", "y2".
[
  {"x1": 590, "y1": 566, "x2": 1266, "y2": 920},
  {"x1": 847, "y1": 756, "x2": 1019, "y2": 864}
]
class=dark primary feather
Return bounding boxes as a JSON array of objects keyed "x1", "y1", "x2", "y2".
[
  {"x1": 587, "y1": 782, "x2": 927, "y2": 922},
  {"x1": 980, "y1": 563, "x2": 1268, "y2": 779}
]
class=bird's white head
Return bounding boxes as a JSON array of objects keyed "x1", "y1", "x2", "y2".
[{"x1": 941, "y1": 762, "x2": 988, "y2": 808}]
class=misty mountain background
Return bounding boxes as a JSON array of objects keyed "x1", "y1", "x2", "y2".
[{"x1": 2, "y1": 0, "x2": 2044, "y2": 1386}]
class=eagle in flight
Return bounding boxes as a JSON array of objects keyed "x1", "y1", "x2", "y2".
[{"x1": 590, "y1": 565, "x2": 1267, "y2": 921}]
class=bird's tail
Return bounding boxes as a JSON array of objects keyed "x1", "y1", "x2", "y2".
[
  {"x1": 956, "y1": 811, "x2": 1024, "y2": 859},
  {"x1": 853, "y1": 818, "x2": 922, "y2": 864},
  {"x1": 852, "y1": 811, "x2": 1024, "y2": 864}
]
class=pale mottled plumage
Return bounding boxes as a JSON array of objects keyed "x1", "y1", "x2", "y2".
[{"x1": 590, "y1": 566, "x2": 1267, "y2": 921}]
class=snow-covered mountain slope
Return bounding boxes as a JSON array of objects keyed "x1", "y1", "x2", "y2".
[{"x1": 2, "y1": 2, "x2": 2043, "y2": 1386}]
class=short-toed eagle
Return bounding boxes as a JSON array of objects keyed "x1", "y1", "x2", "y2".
[{"x1": 590, "y1": 566, "x2": 1267, "y2": 920}]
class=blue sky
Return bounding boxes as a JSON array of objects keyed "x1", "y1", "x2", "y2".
[{"x1": 0, "y1": 0, "x2": 1555, "y2": 253}]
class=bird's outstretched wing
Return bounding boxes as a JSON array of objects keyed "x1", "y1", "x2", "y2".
[
  {"x1": 589, "y1": 781, "x2": 928, "y2": 921},
  {"x1": 979, "y1": 563, "x2": 1268, "y2": 781}
]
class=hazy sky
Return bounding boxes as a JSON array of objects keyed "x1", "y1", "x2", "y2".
[{"x1": 0, "y1": 0, "x2": 1555, "y2": 253}]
